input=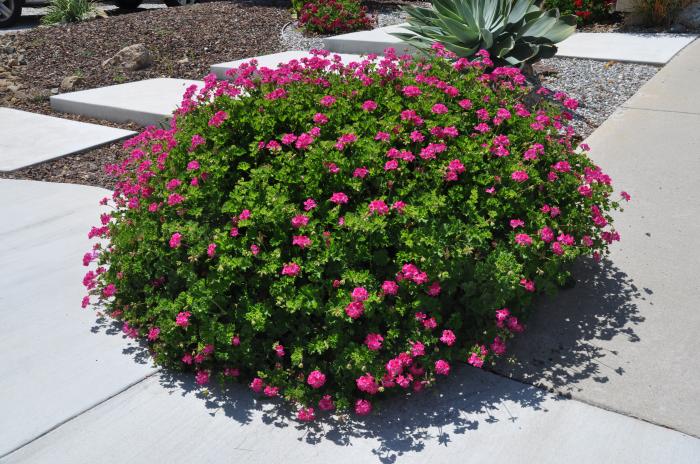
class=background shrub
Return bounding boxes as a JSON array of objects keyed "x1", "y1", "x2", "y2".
[
  {"x1": 42, "y1": 0, "x2": 96, "y2": 24},
  {"x1": 298, "y1": 0, "x2": 374, "y2": 34},
  {"x1": 85, "y1": 48, "x2": 624, "y2": 420},
  {"x1": 544, "y1": 0, "x2": 617, "y2": 24}
]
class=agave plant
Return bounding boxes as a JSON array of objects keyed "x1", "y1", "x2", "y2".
[{"x1": 392, "y1": 0, "x2": 577, "y2": 67}]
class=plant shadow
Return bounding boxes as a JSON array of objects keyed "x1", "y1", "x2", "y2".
[{"x1": 91, "y1": 257, "x2": 644, "y2": 461}]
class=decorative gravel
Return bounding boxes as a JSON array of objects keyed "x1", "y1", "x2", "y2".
[{"x1": 537, "y1": 57, "x2": 659, "y2": 138}]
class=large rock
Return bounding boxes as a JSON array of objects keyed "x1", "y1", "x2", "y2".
[
  {"x1": 101, "y1": 44, "x2": 152, "y2": 71},
  {"x1": 676, "y1": 2, "x2": 700, "y2": 30}
]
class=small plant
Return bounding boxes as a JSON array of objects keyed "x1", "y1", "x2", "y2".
[
  {"x1": 635, "y1": 0, "x2": 692, "y2": 26},
  {"x1": 393, "y1": 0, "x2": 577, "y2": 68},
  {"x1": 298, "y1": 0, "x2": 374, "y2": 34},
  {"x1": 84, "y1": 48, "x2": 625, "y2": 420},
  {"x1": 544, "y1": 0, "x2": 617, "y2": 24},
  {"x1": 42, "y1": 0, "x2": 95, "y2": 24}
]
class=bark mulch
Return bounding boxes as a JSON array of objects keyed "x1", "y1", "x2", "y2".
[{"x1": 1, "y1": 1, "x2": 291, "y2": 189}]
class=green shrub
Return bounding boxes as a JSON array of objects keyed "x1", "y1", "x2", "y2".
[
  {"x1": 84, "y1": 48, "x2": 625, "y2": 420},
  {"x1": 394, "y1": 0, "x2": 577, "y2": 68},
  {"x1": 42, "y1": 0, "x2": 95, "y2": 24}
]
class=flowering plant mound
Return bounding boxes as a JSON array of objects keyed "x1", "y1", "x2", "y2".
[
  {"x1": 84, "y1": 47, "x2": 627, "y2": 420},
  {"x1": 298, "y1": 0, "x2": 374, "y2": 34},
  {"x1": 545, "y1": 0, "x2": 618, "y2": 24}
]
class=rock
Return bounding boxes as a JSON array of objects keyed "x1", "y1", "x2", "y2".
[
  {"x1": 101, "y1": 44, "x2": 153, "y2": 71},
  {"x1": 60, "y1": 75, "x2": 84, "y2": 92},
  {"x1": 533, "y1": 62, "x2": 559, "y2": 77},
  {"x1": 676, "y1": 2, "x2": 700, "y2": 30},
  {"x1": 177, "y1": 57, "x2": 189, "y2": 64}
]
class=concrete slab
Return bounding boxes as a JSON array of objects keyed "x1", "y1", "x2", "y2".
[
  {"x1": 50, "y1": 78, "x2": 203, "y2": 127},
  {"x1": 211, "y1": 51, "x2": 366, "y2": 79},
  {"x1": 0, "y1": 180, "x2": 158, "y2": 457},
  {"x1": 322, "y1": 26, "x2": 696, "y2": 64},
  {"x1": 623, "y1": 38, "x2": 700, "y2": 114},
  {"x1": 0, "y1": 108, "x2": 134, "y2": 172},
  {"x1": 493, "y1": 107, "x2": 700, "y2": 437},
  {"x1": 555, "y1": 33, "x2": 696, "y2": 64},
  {"x1": 322, "y1": 24, "x2": 417, "y2": 56},
  {"x1": 3, "y1": 367, "x2": 699, "y2": 464}
]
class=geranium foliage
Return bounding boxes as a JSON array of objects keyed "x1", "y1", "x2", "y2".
[{"x1": 83, "y1": 47, "x2": 626, "y2": 421}]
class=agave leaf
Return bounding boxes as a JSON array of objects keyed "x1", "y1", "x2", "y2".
[
  {"x1": 519, "y1": 9, "x2": 558, "y2": 38},
  {"x1": 481, "y1": 0, "x2": 500, "y2": 27},
  {"x1": 439, "y1": 16, "x2": 481, "y2": 44},
  {"x1": 536, "y1": 43, "x2": 558, "y2": 59},
  {"x1": 505, "y1": 41, "x2": 539, "y2": 65},
  {"x1": 493, "y1": 34, "x2": 515, "y2": 58},
  {"x1": 508, "y1": 0, "x2": 534, "y2": 25},
  {"x1": 540, "y1": 13, "x2": 576, "y2": 43},
  {"x1": 432, "y1": 0, "x2": 462, "y2": 21},
  {"x1": 481, "y1": 28, "x2": 494, "y2": 49},
  {"x1": 455, "y1": 0, "x2": 479, "y2": 31},
  {"x1": 443, "y1": 40, "x2": 480, "y2": 58}
]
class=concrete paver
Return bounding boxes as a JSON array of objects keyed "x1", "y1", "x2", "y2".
[
  {"x1": 0, "y1": 180, "x2": 158, "y2": 458},
  {"x1": 0, "y1": 108, "x2": 134, "y2": 172}
]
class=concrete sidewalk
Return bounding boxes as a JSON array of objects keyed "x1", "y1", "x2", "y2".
[{"x1": 493, "y1": 39, "x2": 700, "y2": 438}]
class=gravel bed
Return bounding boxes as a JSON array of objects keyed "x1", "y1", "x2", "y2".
[{"x1": 537, "y1": 57, "x2": 659, "y2": 138}]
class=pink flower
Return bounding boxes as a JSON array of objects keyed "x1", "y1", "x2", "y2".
[
  {"x1": 539, "y1": 227, "x2": 555, "y2": 243},
  {"x1": 621, "y1": 191, "x2": 631, "y2": 201},
  {"x1": 250, "y1": 377, "x2": 264, "y2": 393},
  {"x1": 510, "y1": 219, "x2": 525, "y2": 229},
  {"x1": 355, "y1": 399, "x2": 372, "y2": 415},
  {"x1": 495, "y1": 308, "x2": 510, "y2": 327},
  {"x1": 303, "y1": 198, "x2": 317, "y2": 211},
  {"x1": 313, "y1": 113, "x2": 328, "y2": 124},
  {"x1": 468, "y1": 353, "x2": 484, "y2": 368},
  {"x1": 411, "y1": 340, "x2": 426, "y2": 357},
  {"x1": 514, "y1": 233, "x2": 532, "y2": 246},
  {"x1": 182, "y1": 353, "x2": 193, "y2": 365},
  {"x1": 402, "y1": 85, "x2": 422, "y2": 97},
  {"x1": 356, "y1": 374, "x2": 379, "y2": 394},
  {"x1": 320, "y1": 95, "x2": 336, "y2": 107},
  {"x1": 195, "y1": 370, "x2": 210, "y2": 386},
  {"x1": 362, "y1": 100, "x2": 378, "y2": 111},
  {"x1": 440, "y1": 329, "x2": 456, "y2": 346},
  {"x1": 427, "y1": 281, "x2": 441, "y2": 296},
  {"x1": 186, "y1": 160, "x2": 200, "y2": 171},
  {"x1": 264, "y1": 385, "x2": 279, "y2": 397},
  {"x1": 345, "y1": 301, "x2": 365, "y2": 319},
  {"x1": 81, "y1": 296, "x2": 90, "y2": 308},
  {"x1": 382, "y1": 280, "x2": 399, "y2": 295},
  {"x1": 297, "y1": 407, "x2": 316, "y2": 422},
  {"x1": 102, "y1": 283, "x2": 116, "y2": 297},
  {"x1": 384, "y1": 159, "x2": 399, "y2": 171},
  {"x1": 231, "y1": 335, "x2": 241, "y2": 346},
  {"x1": 207, "y1": 243, "x2": 216, "y2": 257},
  {"x1": 189, "y1": 134, "x2": 205, "y2": 151},
  {"x1": 458, "y1": 99, "x2": 473, "y2": 109},
  {"x1": 353, "y1": 167, "x2": 369, "y2": 178},
  {"x1": 166, "y1": 178, "x2": 182, "y2": 191},
  {"x1": 281, "y1": 262, "x2": 301, "y2": 276},
  {"x1": 391, "y1": 201, "x2": 406, "y2": 213},
  {"x1": 208, "y1": 110, "x2": 229, "y2": 127},
  {"x1": 368, "y1": 199, "x2": 389, "y2": 215},
  {"x1": 435, "y1": 359, "x2": 450, "y2": 375},
  {"x1": 511, "y1": 170, "x2": 529, "y2": 183},
  {"x1": 224, "y1": 367, "x2": 240, "y2": 377},
  {"x1": 318, "y1": 395, "x2": 335, "y2": 411},
  {"x1": 274, "y1": 343, "x2": 285, "y2": 357},
  {"x1": 291, "y1": 215, "x2": 309, "y2": 228},
  {"x1": 431, "y1": 103, "x2": 448, "y2": 114},
  {"x1": 491, "y1": 336, "x2": 507, "y2": 355},
  {"x1": 551, "y1": 242, "x2": 564, "y2": 255},
  {"x1": 365, "y1": 333, "x2": 384, "y2": 350},
  {"x1": 230, "y1": 227, "x2": 239, "y2": 237},
  {"x1": 330, "y1": 192, "x2": 349, "y2": 204},
  {"x1": 307, "y1": 370, "x2": 326, "y2": 389},
  {"x1": 292, "y1": 235, "x2": 312, "y2": 248},
  {"x1": 147, "y1": 327, "x2": 160, "y2": 341},
  {"x1": 239, "y1": 209, "x2": 251, "y2": 221},
  {"x1": 351, "y1": 287, "x2": 369, "y2": 302},
  {"x1": 175, "y1": 311, "x2": 191, "y2": 327},
  {"x1": 520, "y1": 278, "x2": 535, "y2": 292},
  {"x1": 250, "y1": 244, "x2": 260, "y2": 255}
]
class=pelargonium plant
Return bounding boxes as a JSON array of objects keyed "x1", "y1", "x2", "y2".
[
  {"x1": 83, "y1": 46, "x2": 627, "y2": 421},
  {"x1": 298, "y1": 0, "x2": 374, "y2": 34}
]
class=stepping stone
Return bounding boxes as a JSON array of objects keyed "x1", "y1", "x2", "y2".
[
  {"x1": 4, "y1": 367, "x2": 699, "y2": 463},
  {"x1": 51, "y1": 78, "x2": 204, "y2": 127},
  {"x1": 0, "y1": 180, "x2": 158, "y2": 458},
  {"x1": 323, "y1": 25, "x2": 697, "y2": 65},
  {"x1": 555, "y1": 33, "x2": 697, "y2": 65},
  {"x1": 323, "y1": 24, "x2": 417, "y2": 56},
  {"x1": 0, "y1": 108, "x2": 134, "y2": 172},
  {"x1": 211, "y1": 50, "x2": 365, "y2": 79}
]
